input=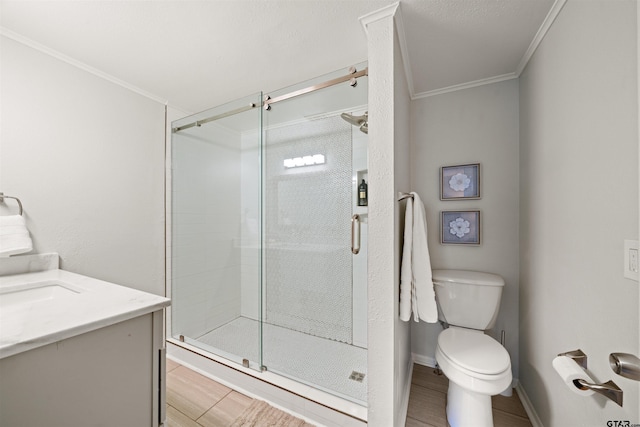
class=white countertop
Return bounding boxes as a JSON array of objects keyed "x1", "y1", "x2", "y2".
[{"x1": 0, "y1": 268, "x2": 170, "y2": 359}]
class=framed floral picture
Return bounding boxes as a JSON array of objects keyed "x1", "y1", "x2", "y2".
[
  {"x1": 441, "y1": 210, "x2": 481, "y2": 245},
  {"x1": 440, "y1": 163, "x2": 480, "y2": 200}
]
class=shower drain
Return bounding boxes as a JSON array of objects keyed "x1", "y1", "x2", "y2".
[{"x1": 349, "y1": 371, "x2": 366, "y2": 382}]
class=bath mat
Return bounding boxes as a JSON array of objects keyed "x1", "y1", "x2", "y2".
[{"x1": 230, "y1": 400, "x2": 314, "y2": 427}]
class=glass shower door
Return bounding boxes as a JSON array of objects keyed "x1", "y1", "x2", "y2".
[
  {"x1": 261, "y1": 65, "x2": 369, "y2": 404},
  {"x1": 170, "y1": 92, "x2": 263, "y2": 371},
  {"x1": 169, "y1": 64, "x2": 368, "y2": 405}
]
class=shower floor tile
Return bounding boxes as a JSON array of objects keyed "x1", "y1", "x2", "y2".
[{"x1": 197, "y1": 316, "x2": 368, "y2": 404}]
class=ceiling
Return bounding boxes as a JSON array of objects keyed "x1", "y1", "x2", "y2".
[{"x1": 0, "y1": 0, "x2": 557, "y2": 114}]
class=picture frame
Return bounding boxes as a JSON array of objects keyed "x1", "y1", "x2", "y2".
[
  {"x1": 441, "y1": 210, "x2": 481, "y2": 245},
  {"x1": 440, "y1": 163, "x2": 480, "y2": 200}
]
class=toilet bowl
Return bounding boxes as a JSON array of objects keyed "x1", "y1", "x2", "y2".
[
  {"x1": 432, "y1": 270, "x2": 512, "y2": 427},
  {"x1": 435, "y1": 327, "x2": 511, "y2": 427}
]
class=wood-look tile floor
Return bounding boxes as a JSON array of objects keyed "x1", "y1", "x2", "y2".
[
  {"x1": 406, "y1": 364, "x2": 533, "y2": 427},
  {"x1": 166, "y1": 359, "x2": 533, "y2": 427},
  {"x1": 165, "y1": 358, "x2": 257, "y2": 427}
]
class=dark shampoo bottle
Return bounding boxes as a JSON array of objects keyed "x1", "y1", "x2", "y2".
[{"x1": 358, "y1": 179, "x2": 368, "y2": 206}]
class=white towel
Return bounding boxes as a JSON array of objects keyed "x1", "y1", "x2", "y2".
[
  {"x1": 399, "y1": 196, "x2": 414, "y2": 321},
  {"x1": 0, "y1": 215, "x2": 26, "y2": 227},
  {"x1": 0, "y1": 225, "x2": 29, "y2": 236},
  {"x1": 399, "y1": 192, "x2": 438, "y2": 323},
  {"x1": 0, "y1": 215, "x2": 33, "y2": 257}
]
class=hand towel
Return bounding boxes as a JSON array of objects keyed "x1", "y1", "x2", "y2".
[
  {"x1": 0, "y1": 215, "x2": 26, "y2": 227},
  {"x1": 0, "y1": 215, "x2": 33, "y2": 257},
  {"x1": 399, "y1": 193, "x2": 438, "y2": 323},
  {"x1": 399, "y1": 196, "x2": 414, "y2": 321},
  {"x1": 411, "y1": 192, "x2": 437, "y2": 322},
  {"x1": 0, "y1": 225, "x2": 30, "y2": 236}
]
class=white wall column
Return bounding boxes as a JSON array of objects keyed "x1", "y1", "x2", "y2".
[{"x1": 362, "y1": 3, "x2": 412, "y2": 425}]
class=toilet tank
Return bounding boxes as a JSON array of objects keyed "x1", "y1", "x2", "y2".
[{"x1": 433, "y1": 269, "x2": 505, "y2": 330}]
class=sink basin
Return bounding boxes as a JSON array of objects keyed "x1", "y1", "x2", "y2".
[{"x1": 0, "y1": 281, "x2": 81, "y2": 310}]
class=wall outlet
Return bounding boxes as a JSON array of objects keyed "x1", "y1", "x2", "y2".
[{"x1": 624, "y1": 240, "x2": 639, "y2": 281}]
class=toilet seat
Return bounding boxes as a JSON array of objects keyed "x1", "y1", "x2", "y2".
[{"x1": 437, "y1": 327, "x2": 510, "y2": 378}]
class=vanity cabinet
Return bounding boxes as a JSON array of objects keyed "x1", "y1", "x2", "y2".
[{"x1": 0, "y1": 310, "x2": 166, "y2": 427}]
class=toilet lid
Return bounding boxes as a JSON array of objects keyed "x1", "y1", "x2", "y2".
[{"x1": 438, "y1": 328, "x2": 510, "y2": 375}]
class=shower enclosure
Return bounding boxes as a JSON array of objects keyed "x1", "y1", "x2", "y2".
[{"x1": 169, "y1": 64, "x2": 369, "y2": 406}]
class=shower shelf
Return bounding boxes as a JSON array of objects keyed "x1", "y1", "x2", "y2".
[{"x1": 354, "y1": 206, "x2": 368, "y2": 216}]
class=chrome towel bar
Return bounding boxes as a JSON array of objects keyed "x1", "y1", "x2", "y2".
[{"x1": 0, "y1": 192, "x2": 23, "y2": 215}]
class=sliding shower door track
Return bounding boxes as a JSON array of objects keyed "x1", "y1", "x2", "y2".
[
  {"x1": 263, "y1": 66, "x2": 368, "y2": 110},
  {"x1": 172, "y1": 65, "x2": 368, "y2": 133}
]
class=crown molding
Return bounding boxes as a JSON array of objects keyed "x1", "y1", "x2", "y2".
[
  {"x1": 359, "y1": 2, "x2": 415, "y2": 97},
  {"x1": 397, "y1": 0, "x2": 565, "y2": 100},
  {"x1": 393, "y1": 4, "x2": 416, "y2": 98},
  {"x1": 412, "y1": 73, "x2": 517, "y2": 100},
  {"x1": 515, "y1": 0, "x2": 568, "y2": 76},
  {"x1": 359, "y1": 2, "x2": 399, "y2": 35},
  {"x1": 1, "y1": 26, "x2": 169, "y2": 106}
]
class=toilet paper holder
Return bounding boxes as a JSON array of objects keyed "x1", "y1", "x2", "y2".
[
  {"x1": 573, "y1": 379, "x2": 623, "y2": 407},
  {"x1": 558, "y1": 349, "x2": 588, "y2": 369},
  {"x1": 558, "y1": 349, "x2": 623, "y2": 407}
]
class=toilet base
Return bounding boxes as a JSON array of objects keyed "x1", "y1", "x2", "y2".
[{"x1": 446, "y1": 381, "x2": 493, "y2": 427}]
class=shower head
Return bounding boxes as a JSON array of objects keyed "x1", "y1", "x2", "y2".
[
  {"x1": 341, "y1": 111, "x2": 368, "y2": 134},
  {"x1": 340, "y1": 112, "x2": 367, "y2": 126}
]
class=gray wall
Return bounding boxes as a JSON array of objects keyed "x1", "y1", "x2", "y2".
[
  {"x1": 519, "y1": 1, "x2": 639, "y2": 425},
  {"x1": 410, "y1": 79, "x2": 520, "y2": 379},
  {"x1": 0, "y1": 36, "x2": 166, "y2": 295}
]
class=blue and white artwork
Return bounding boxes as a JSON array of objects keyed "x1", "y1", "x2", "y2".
[
  {"x1": 441, "y1": 164, "x2": 480, "y2": 200},
  {"x1": 441, "y1": 210, "x2": 481, "y2": 245}
]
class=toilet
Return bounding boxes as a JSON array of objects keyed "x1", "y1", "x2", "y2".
[{"x1": 433, "y1": 269, "x2": 512, "y2": 427}]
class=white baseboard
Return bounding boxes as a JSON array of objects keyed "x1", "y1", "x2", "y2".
[
  {"x1": 515, "y1": 382, "x2": 544, "y2": 427},
  {"x1": 412, "y1": 352, "x2": 437, "y2": 368},
  {"x1": 396, "y1": 358, "x2": 414, "y2": 426}
]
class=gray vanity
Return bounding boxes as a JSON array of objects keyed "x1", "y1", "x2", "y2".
[{"x1": 0, "y1": 254, "x2": 170, "y2": 427}]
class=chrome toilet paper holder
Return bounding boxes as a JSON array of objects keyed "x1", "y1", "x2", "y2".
[
  {"x1": 573, "y1": 379, "x2": 623, "y2": 407},
  {"x1": 558, "y1": 349, "x2": 623, "y2": 407},
  {"x1": 558, "y1": 349, "x2": 588, "y2": 369}
]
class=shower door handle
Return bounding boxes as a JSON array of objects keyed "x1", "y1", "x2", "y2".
[{"x1": 351, "y1": 214, "x2": 361, "y2": 254}]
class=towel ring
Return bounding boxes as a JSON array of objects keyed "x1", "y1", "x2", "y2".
[{"x1": 0, "y1": 192, "x2": 24, "y2": 215}]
